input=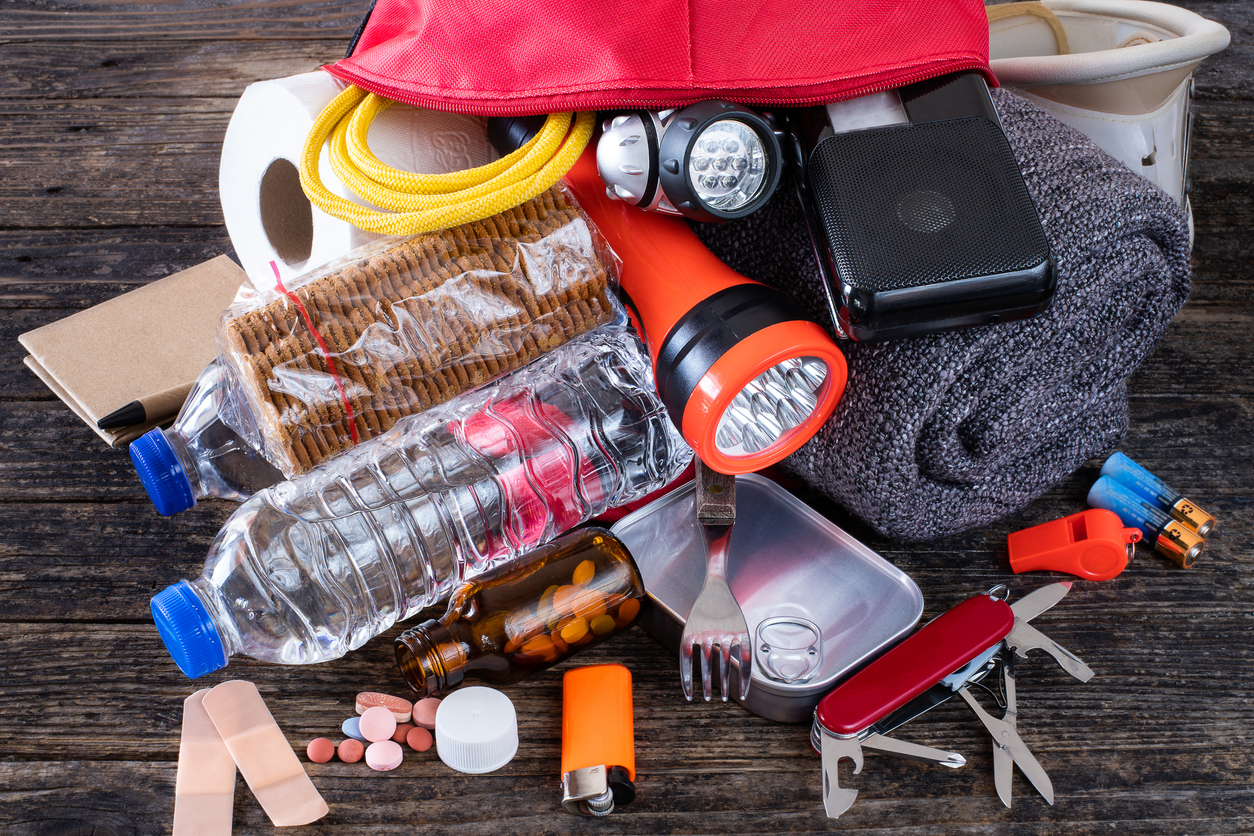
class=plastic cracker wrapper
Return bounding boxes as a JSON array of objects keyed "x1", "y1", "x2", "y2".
[{"x1": 216, "y1": 184, "x2": 619, "y2": 477}]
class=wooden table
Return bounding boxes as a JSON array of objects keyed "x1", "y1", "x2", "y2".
[{"x1": 2, "y1": 2, "x2": 1251, "y2": 834}]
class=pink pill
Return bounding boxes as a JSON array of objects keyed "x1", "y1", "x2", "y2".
[
  {"x1": 359, "y1": 705, "x2": 398, "y2": 742},
  {"x1": 365, "y1": 739, "x2": 404, "y2": 772},
  {"x1": 406, "y1": 726, "x2": 433, "y2": 752},
  {"x1": 337, "y1": 738, "x2": 364, "y2": 763},
  {"x1": 306, "y1": 737, "x2": 335, "y2": 763},
  {"x1": 413, "y1": 697, "x2": 441, "y2": 730}
]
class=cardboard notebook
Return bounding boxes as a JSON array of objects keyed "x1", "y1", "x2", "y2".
[{"x1": 19, "y1": 255, "x2": 246, "y2": 447}]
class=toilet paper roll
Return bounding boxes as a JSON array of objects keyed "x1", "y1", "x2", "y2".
[{"x1": 219, "y1": 71, "x2": 497, "y2": 292}]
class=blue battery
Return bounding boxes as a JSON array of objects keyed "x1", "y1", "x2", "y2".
[
  {"x1": 1087, "y1": 476, "x2": 1204, "y2": 568},
  {"x1": 1100, "y1": 452, "x2": 1214, "y2": 536}
]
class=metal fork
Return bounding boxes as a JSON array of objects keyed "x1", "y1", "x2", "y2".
[{"x1": 679, "y1": 459, "x2": 752, "y2": 702}]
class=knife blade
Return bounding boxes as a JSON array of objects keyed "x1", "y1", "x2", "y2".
[
  {"x1": 1009, "y1": 581, "x2": 1073, "y2": 623},
  {"x1": 1006, "y1": 619, "x2": 1095, "y2": 682}
]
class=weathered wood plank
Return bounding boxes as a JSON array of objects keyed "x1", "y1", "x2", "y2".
[
  {"x1": 0, "y1": 0, "x2": 365, "y2": 41},
  {"x1": 0, "y1": 619, "x2": 1251, "y2": 767},
  {"x1": 7, "y1": 759, "x2": 1246, "y2": 836},
  {"x1": 0, "y1": 621, "x2": 1251, "y2": 834},
  {"x1": 0, "y1": 459, "x2": 1248, "y2": 634},
  {"x1": 0, "y1": 229, "x2": 234, "y2": 282},
  {"x1": 0, "y1": 41, "x2": 344, "y2": 100}
]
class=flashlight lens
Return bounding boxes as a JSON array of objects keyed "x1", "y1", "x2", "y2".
[
  {"x1": 713, "y1": 357, "x2": 829, "y2": 458},
  {"x1": 687, "y1": 119, "x2": 770, "y2": 214}
]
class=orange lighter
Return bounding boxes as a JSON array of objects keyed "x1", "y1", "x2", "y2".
[
  {"x1": 561, "y1": 664, "x2": 635, "y2": 816},
  {"x1": 1007, "y1": 508, "x2": 1142, "y2": 582}
]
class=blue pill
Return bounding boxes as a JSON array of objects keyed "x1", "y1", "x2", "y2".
[{"x1": 341, "y1": 716, "x2": 366, "y2": 741}]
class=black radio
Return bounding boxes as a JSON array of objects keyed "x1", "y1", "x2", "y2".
[{"x1": 786, "y1": 72, "x2": 1055, "y2": 342}]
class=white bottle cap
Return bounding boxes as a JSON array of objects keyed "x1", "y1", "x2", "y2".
[{"x1": 434, "y1": 686, "x2": 519, "y2": 774}]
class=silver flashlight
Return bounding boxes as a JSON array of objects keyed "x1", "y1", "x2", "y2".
[{"x1": 597, "y1": 100, "x2": 783, "y2": 222}]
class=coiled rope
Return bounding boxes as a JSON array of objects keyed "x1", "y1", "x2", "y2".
[{"x1": 299, "y1": 84, "x2": 595, "y2": 236}]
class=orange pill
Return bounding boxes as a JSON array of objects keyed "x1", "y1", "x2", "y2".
[
  {"x1": 505, "y1": 612, "x2": 542, "y2": 648},
  {"x1": 307, "y1": 737, "x2": 335, "y2": 763},
  {"x1": 572, "y1": 559, "x2": 597, "y2": 586},
  {"x1": 539, "y1": 584, "x2": 561, "y2": 613},
  {"x1": 392, "y1": 723, "x2": 415, "y2": 744},
  {"x1": 406, "y1": 725, "x2": 434, "y2": 752},
  {"x1": 560, "y1": 617, "x2": 589, "y2": 644},
  {"x1": 552, "y1": 584, "x2": 579, "y2": 613},
  {"x1": 571, "y1": 589, "x2": 608, "y2": 620},
  {"x1": 521, "y1": 634, "x2": 558, "y2": 661},
  {"x1": 550, "y1": 631, "x2": 569, "y2": 654},
  {"x1": 337, "y1": 738, "x2": 365, "y2": 763},
  {"x1": 590, "y1": 614, "x2": 616, "y2": 636},
  {"x1": 617, "y1": 598, "x2": 641, "y2": 624}
]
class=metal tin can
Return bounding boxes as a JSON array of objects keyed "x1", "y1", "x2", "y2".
[{"x1": 612, "y1": 474, "x2": 923, "y2": 722}]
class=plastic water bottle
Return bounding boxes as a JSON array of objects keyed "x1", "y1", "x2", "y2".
[
  {"x1": 149, "y1": 328, "x2": 691, "y2": 678},
  {"x1": 129, "y1": 360, "x2": 284, "y2": 515}
]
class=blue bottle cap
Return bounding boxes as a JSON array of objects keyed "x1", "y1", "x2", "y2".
[
  {"x1": 151, "y1": 580, "x2": 228, "y2": 679},
  {"x1": 130, "y1": 429, "x2": 196, "y2": 515}
]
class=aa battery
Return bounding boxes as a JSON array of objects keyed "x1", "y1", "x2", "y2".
[
  {"x1": 1101, "y1": 452, "x2": 1215, "y2": 536},
  {"x1": 1088, "y1": 475, "x2": 1204, "y2": 568}
]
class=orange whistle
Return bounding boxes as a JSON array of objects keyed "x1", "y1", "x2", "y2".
[
  {"x1": 1008, "y1": 509, "x2": 1142, "y2": 581},
  {"x1": 561, "y1": 664, "x2": 635, "y2": 816}
]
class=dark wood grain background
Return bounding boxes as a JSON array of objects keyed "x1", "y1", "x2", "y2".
[{"x1": 2, "y1": 2, "x2": 1251, "y2": 834}]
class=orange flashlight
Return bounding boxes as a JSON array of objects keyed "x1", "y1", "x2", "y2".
[
  {"x1": 564, "y1": 148, "x2": 847, "y2": 474},
  {"x1": 561, "y1": 664, "x2": 635, "y2": 816}
]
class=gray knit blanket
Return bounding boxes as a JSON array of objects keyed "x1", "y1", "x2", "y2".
[{"x1": 692, "y1": 90, "x2": 1192, "y2": 542}]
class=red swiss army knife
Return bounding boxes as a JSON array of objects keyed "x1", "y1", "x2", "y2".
[{"x1": 812, "y1": 582, "x2": 1093, "y2": 817}]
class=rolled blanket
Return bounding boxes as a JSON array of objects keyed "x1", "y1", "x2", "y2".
[{"x1": 691, "y1": 90, "x2": 1192, "y2": 542}]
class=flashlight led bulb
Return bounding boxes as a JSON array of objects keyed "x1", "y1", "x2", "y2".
[
  {"x1": 687, "y1": 119, "x2": 770, "y2": 214},
  {"x1": 714, "y1": 357, "x2": 828, "y2": 457}
]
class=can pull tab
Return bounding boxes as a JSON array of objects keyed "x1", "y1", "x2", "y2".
[
  {"x1": 1007, "y1": 509, "x2": 1142, "y2": 582},
  {"x1": 756, "y1": 616, "x2": 822, "y2": 684}
]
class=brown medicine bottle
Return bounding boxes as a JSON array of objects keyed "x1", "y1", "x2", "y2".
[{"x1": 395, "y1": 528, "x2": 644, "y2": 697}]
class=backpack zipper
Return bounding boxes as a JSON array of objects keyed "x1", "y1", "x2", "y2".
[{"x1": 323, "y1": 57, "x2": 991, "y2": 116}]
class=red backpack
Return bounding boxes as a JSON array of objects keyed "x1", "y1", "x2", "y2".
[{"x1": 329, "y1": 0, "x2": 992, "y2": 114}]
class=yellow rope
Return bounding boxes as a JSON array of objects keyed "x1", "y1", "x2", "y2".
[{"x1": 299, "y1": 84, "x2": 595, "y2": 236}]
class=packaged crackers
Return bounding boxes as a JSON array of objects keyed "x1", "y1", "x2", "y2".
[{"x1": 217, "y1": 185, "x2": 619, "y2": 477}]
